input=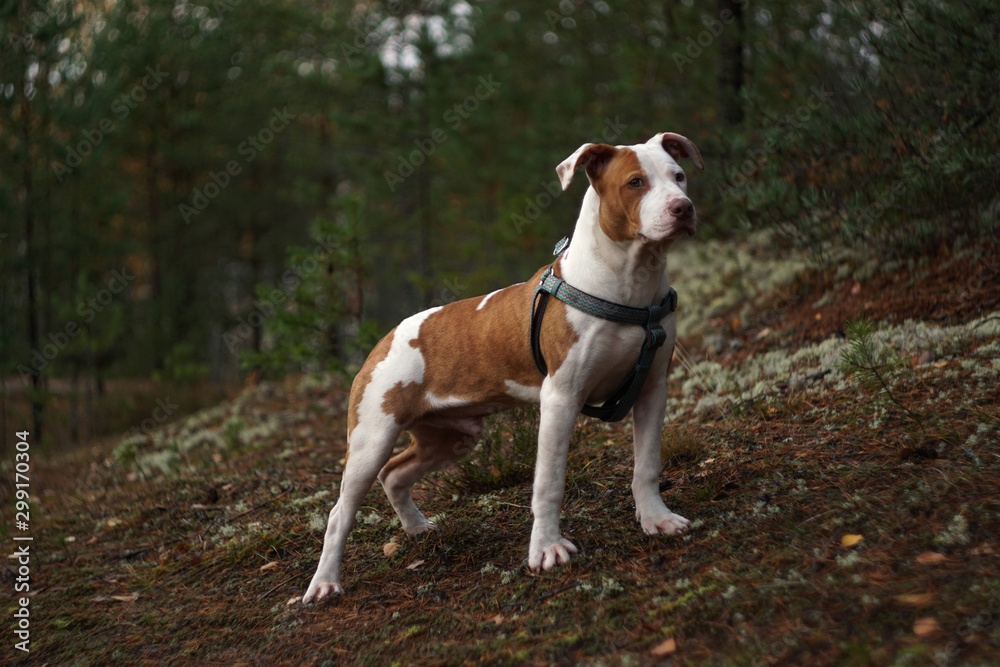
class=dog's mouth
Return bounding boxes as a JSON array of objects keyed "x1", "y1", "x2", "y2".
[{"x1": 638, "y1": 221, "x2": 697, "y2": 242}]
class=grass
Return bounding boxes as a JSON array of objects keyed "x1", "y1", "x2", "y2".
[{"x1": 10, "y1": 241, "x2": 1000, "y2": 665}]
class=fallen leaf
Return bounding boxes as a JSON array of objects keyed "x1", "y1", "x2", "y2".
[
  {"x1": 850, "y1": 282, "x2": 861, "y2": 295},
  {"x1": 383, "y1": 542, "x2": 400, "y2": 558},
  {"x1": 916, "y1": 552, "x2": 948, "y2": 565},
  {"x1": 406, "y1": 559, "x2": 425, "y2": 571},
  {"x1": 970, "y1": 544, "x2": 995, "y2": 557},
  {"x1": 931, "y1": 360, "x2": 948, "y2": 368},
  {"x1": 85, "y1": 536, "x2": 98, "y2": 545},
  {"x1": 815, "y1": 312, "x2": 822, "y2": 320},
  {"x1": 650, "y1": 637, "x2": 677, "y2": 657},
  {"x1": 260, "y1": 561, "x2": 279, "y2": 572},
  {"x1": 913, "y1": 617, "x2": 941, "y2": 637},
  {"x1": 895, "y1": 593, "x2": 935, "y2": 607},
  {"x1": 491, "y1": 614, "x2": 504, "y2": 625},
  {"x1": 841, "y1": 534, "x2": 863, "y2": 547},
  {"x1": 287, "y1": 597, "x2": 299, "y2": 606},
  {"x1": 110, "y1": 594, "x2": 138, "y2": 603}
]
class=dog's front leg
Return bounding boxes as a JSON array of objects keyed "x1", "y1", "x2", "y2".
[
  {"x1": 528, "y1": 383, "x2": 580, "y2": 570},
  {"x1": 631, "y1": 346, "x2": 690, "y2": 536}
]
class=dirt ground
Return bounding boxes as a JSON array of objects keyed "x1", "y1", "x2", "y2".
[{"x1": 8, "y1": 239, "x2": 1000, "y2": 665}]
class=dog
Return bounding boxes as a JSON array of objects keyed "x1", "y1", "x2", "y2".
[{"x1": 302, "y1": 132, "x2": 703, "y2": 601}]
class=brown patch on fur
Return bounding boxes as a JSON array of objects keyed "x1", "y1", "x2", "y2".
[
  {"x1": 361, "y1": 262, "x2": 579, "y2": 431},
  {"x1": 590, "y1": 148, "x2": 648, "y2": 242}
]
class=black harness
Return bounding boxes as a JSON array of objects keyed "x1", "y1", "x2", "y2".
[{"x1": 529, "y1": 238, "x2": 678, "y2": 423}]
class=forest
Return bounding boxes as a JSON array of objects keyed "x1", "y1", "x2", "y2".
[
  {"x1": 4, "y1": 0, "x2": 995, "y2": 446},
  {"x1": 2, "y1": 0, "x2": 1000, "y2": 664}
]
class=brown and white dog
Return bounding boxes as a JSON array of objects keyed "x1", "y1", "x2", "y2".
[{"x1": 303, "y1": 132, "x2": 703, "y2": 601}]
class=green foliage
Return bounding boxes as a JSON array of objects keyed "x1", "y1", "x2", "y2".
[
  {"x1": 440, "y1": 406, "x2": 539, "y2": 495},
  {"x1": 240, "y1": 192, "x2": 370, "y2": 378},
  {"x1": 3, "y1": 0, "x2": 996, "y2": 441},
  {"x1": 734, "y1": 0, "x2": 1000, "y2": 261},
  {"x1": 839, "y1": 317, "x2": 913, "y2": 418}
]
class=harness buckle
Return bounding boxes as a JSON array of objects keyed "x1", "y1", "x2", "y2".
[{"x1": 647, "y1": 324, "x2": 668, "y2": 350}]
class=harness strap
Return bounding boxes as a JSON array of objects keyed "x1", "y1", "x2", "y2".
[{"x1": 530, "y1": 256, "x2": 678, "y2": 423}]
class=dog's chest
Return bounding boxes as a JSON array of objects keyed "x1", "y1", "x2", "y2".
[{"x1": 560, "y1": 307, "x2": 673, "y2": 401}]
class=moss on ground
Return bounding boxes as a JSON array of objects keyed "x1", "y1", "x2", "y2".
[{"x1": 14, "y1": 245, "x2": 1000, "y2": 665}]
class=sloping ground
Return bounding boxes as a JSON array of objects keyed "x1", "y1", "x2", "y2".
[{"x1": 11, "y1": 238, "x2": 1000, "y2": 666}]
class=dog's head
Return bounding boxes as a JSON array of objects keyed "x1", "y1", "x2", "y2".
[{"x1": 556, "y1": 133, "x2": 704, "y2": 243}]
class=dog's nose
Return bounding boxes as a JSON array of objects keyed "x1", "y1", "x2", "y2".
[{"x1": 669, "y1": 199, "x2": 693, "y2": 219}]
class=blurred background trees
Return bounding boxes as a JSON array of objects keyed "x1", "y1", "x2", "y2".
[{"x1": 2, "y1": 0, "x2": 997, "y2": 445}]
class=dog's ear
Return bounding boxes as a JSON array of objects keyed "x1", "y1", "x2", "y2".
[
  {"x1": 556, "y1": 143, "x2": 619, "y2": 191},
  {"x1": 649, "y1": 132, "x2": 704, "y2": 170}
]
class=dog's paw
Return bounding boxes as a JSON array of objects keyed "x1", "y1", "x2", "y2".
[
  {"x1": 528, "y1": 536, "x2": 578, "y2": 571},
  {"x1": 302, "y1": 580, "x2": 344, "y2": 603},
  {"x1": 404, "y1": 519, "x2": 438, "y2": 537},
  {"x1": 640, "y1": 510, "x2": 690, "y2": 536}
]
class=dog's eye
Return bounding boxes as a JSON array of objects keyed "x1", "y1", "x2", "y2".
[
  {"x1": 676, "y1": 173, "x2": 685, "y2": 183},
  {"x1": 628, "y1": 178, "x2": 643, "y2": 187}
]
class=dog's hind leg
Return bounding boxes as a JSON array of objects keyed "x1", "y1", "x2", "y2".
[
  {"x1": 378, "y1": 418, "x2": 483, "y2": 535},
  {"x1": 303, "y1": 423, "x2": 400, "y2": 602}
]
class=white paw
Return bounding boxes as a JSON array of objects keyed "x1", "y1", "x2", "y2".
[
  {"x1": 404, "y1": 520, "x2": 437, "y2": 537},
  {"x1": 302, "y1": 580, "x2": 344, "y2": 603},
  {"x1": 640, "y1": 510, "x2": 690, "y2": 536},
  {"x1": 528, "y1": 536, "x2": 578, "y2": 571}
]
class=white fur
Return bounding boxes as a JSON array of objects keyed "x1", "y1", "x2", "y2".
[
  {"x1": 426, "y1": 393, "x2": 471, "y2": 410},
  {"x1": 350, "y1": 307, "x2": 440, "y2": 451},
  {"x1": 476, "y1": 289, "x2": 502, "y2": 311},
  {"x1": 631, "y1": 145, "x2": 691, "y2": 242},
  {"x1": 504, "y1": 379, "x2": 541, "y2": 402}
]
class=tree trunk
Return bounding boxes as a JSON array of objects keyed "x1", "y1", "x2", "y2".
[
  {"x1": 21, "y1": 57, "x2": 44, "y2": 445},
  {"x1": 717, "y1": 0, "x2": 745, "y2": 126}
]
